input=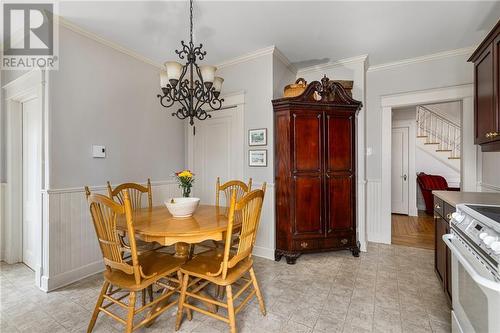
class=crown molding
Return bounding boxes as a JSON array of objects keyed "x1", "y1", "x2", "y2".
[
  {"x1": 216, "y1": 45, "x2": 277, "y2": 69},
  {"x1": 273, "y1": 47, "x2": 297, "y2": 74},
  {"x1": 296, "y1": 54, "x2": 368, "y2": 76},
  {"x1": 58, "y1": 16, "x2": 162, "y2": 69},
  {"x1": 367, "y1": 46, "x2": 476, "y2": 73}
]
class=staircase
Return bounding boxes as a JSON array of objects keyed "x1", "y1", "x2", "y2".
[{"x1": 416, "y1": 105, "x2": 461, "y2": 171}]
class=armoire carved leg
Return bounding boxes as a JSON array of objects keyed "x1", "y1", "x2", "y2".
[
  {"x1": 274, "y1": 250, "x2": 283, "y2": 262},
  {"x1": 350, "y1": 242, "x2": 361, "y2": 257},
  {"x1": 284, "y1": 252, "x2": 301, "y2": 265}
]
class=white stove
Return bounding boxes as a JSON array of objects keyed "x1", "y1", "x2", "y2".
[{"x1": 444, "y1": 204, "x2": 500, "y2": 333}]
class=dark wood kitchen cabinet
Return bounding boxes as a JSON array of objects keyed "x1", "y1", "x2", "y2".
[
  {"x1": 433, "y1": 194, "x2": 453, "y2": 303},
  {"x1": 468, "y1": 20, "x2": 500, "y2": 151},
  {"x1": 272, "y1": 76, "x2": 362, "y2": 264}
]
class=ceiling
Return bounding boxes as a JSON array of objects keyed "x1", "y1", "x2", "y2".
[{"x1": 58, "y1": 1, "x2": 499, "y2": 68}]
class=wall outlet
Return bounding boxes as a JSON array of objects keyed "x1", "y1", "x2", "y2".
[
  {"x1": 92, "y1": 145, "x2": 106, "y2": 158},
  {"x1": 366, "y1": 147, "x2": 373, "y2": 156}
]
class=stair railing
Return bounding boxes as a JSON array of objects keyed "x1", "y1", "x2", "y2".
[{"x1": 416, "y1": 105, "x2": 461, "y2": 158}]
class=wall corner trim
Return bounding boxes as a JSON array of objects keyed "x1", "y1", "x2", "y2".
[{"x1": 367, "y1": 46, "x2": 477, "y2": 73}]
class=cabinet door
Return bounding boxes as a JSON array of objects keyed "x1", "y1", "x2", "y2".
[
  {"x1": 326, "y1": 175, "x2": 354, "y2": 233},
  {"x1": 325, "y1": 114, "x2": 355, "y2": 234},
  {"x1": 474, "y1": 44, "x2": 496, "y2": 144},
  {"x1": 291, "y1": 112, "x2": 322, "y2": 173},
  {"x1": 291, "y1": 111, "x2": 323, "y2": 239},
  {"x1": 292, "y1": 175, "x2": 323, "y2": 238},
  {"x1": 435, "y1": 216, "x2": 447, "y2": 283},
  {"x1": 325, "y1": 114, "x2": 354, "y2": 173}
]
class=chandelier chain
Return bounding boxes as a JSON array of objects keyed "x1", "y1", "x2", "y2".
[{"x1": 189, "y1": 0, "x2": 193, "y2": 45}]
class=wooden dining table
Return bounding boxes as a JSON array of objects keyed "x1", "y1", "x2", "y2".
[
  {"x1": 116, "y1": 204, "x2": 239, "y2": 323},
  {"x1": 117, "y1": 204, "x2": 238, "y2": 257}
]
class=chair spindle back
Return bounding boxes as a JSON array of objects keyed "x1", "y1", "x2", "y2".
[
  {"x1": 215, "y1": 177, "x2": 252, "y2": 208},
  {"x1": 107, "y1": 179, "x2": 152, "y2": 210},
  {"x1": 87, "y1": 191, "x2": 144, "y2": 285}
]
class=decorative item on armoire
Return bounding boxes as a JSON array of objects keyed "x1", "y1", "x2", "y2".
[{"x1": 273, "y1": 75, "x2": 362, "y2": 264}]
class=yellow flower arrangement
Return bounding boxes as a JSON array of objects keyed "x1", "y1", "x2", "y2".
[{"x1": 174, "y1": 170, "x2": 195, "y2": 197}]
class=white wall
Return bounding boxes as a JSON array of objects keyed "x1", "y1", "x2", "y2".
[
  {"x1": 215, "y1": 51, "x2": 276, "y2": 259},
  {"x1": 424, "y1": 101, "x2": 461, "y2": 125},
  {"x1": 49, "y1": 26, "x2": 184, "y2": 189},
  {"x1": 1, "y1": 24, "x2": 186, "y2": 290}
]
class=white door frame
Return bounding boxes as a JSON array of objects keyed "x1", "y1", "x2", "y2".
[
  {"x1": 185, "y1": 91, "x2": 245, "y2": 188},
  {"x1": 379, "y1": 84, "x2": 474, "y2": 244},
  {"x1": 2, "y1": 70, "x2": 49, "y2": 289},
  {"x1": 391, "y1": 120, "x2": 418, "y2": 216}
]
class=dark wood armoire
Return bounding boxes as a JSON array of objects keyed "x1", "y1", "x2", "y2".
[{"x1": 272, "y1": 76, "x2": 362, "y2": 264}]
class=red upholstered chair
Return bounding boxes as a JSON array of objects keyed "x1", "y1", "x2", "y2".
[{"x1": 417, "y1": 172, "x2": 460, "y2": 215}]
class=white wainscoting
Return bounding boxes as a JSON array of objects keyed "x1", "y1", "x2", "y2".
[
  {"x1": 42, "y1": 180, "x2": 181, "y2": 291},
  {"x1": 366, "y1": 179, "x2": 390, "y2": 244},
  {"x1": 0, "y1": 183, "x2": 6, "y2": 260},
  {"x1": 478, "y1": 182, "x2": 500, "y2": 193},
  {"x1": 252, "y1": 183, "x2": 275, "y2": 260},
  {"x1": 42, "y1": 180, "x2": 275, "y2": 291}
]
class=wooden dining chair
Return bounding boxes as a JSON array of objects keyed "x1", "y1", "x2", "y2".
[
  {"x1": 107, "y1": 179, "x2": 152, "y2": 210},
  {"x1": 176, "y1": 186, "x2": 267, "y2": 333},
  {"x1": 106, "y1": 179, "x2": 168, "y2": 254},
  {"x1": 215, "y1": 177, "x2": 252, "y2": 208},
  {"x1": 86, "y1": 190, "x2": 187, "y2": 333}
]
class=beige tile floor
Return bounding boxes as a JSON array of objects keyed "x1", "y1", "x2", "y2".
[{"x1": 0, "y1": 243, "x2": 451, "y2": 333}]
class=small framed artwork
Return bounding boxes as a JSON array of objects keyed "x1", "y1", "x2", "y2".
[
  {"x1": 248, "y1": 128, "x2": 267, "y2": 146},
  {"x1": 248, "y1": 149, "x2": 267, "y2": 167}
]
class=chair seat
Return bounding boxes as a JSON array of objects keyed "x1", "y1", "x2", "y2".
[
  {"x1": 104, "y1": 251, "x2": 185, "y2": 291},
  {"x1": 180, "y1": 249, "x2": 252, "y2": 286}
]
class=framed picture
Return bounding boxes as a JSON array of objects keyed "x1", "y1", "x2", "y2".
[
  {"x1": 248, "y1": 149, "x2": 267, "y2": 167},
  {"x1": 248, "y1": 128, "x2": 267, "y2": 146}
]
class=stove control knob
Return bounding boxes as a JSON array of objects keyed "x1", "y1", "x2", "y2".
[
  {"x1": 452, "y1": 212, "x2": 465, "y2": 222},
  {"x1": 479, "y1": 232, "x2": 489, "y2": 240},
  {"x1": 490, "y1": 241, "x2": 500, "y2": 255}
]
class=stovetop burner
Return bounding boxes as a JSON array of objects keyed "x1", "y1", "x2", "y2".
[{"x1": 466, "y1": 205, "x2": 500, "y2": 224}]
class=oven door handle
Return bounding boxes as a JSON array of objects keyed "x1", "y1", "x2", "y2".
[{"x1": 443, "y1": 234, "x2": 500, "y2": 292}]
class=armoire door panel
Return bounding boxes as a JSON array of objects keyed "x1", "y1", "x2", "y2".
[
  {"x1": 293, "y1": 176, "x2": 323, "y2": 237},
  {"x1": 292, "y1": 112, "x2": 322, "y2": 172},
  {"x1": 326, "y1": 175, "x2": 354, "y2": 233},
  {"x1": 325, "y1": 114, "x2": 353, "y2": 172}
]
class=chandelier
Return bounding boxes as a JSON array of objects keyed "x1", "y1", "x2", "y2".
[{"x1": 158, "y1": 0, "x2": 223, "y2": 126}]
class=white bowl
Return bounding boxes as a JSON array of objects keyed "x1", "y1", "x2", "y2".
[{"x1": 164, "y1": 197, "x2": 200, "y2": 218}]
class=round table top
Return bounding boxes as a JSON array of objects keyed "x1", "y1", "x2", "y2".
[{"x1": 117, "y1": 205, "x2": 234, "y2": 238}]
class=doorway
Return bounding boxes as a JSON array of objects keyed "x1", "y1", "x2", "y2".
[
  {"x1": 391, "y1": 126, "x2": 409, "y2": 215},
  {"x1": 3, "y1": 70, "x2": 47, "y2": 289},
  {"x1": 187, "y1": 93, "x2": 244, "y2": 205},
  {"x1": 377, "y1": 84, "x2": 475, "y2": 245},
  {"x1": 21, "y1": 97, "x2": 42, "y2": 270}
]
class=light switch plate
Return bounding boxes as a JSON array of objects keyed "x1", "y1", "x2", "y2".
[
  {"x1": 366, "y1": 147, "x2": 373, "y2": 156},
  {"x1": 92, "y1": 145, "x2": 106, "y2": 158}
]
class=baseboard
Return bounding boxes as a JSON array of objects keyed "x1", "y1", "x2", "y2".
[
  {"x1": 252, "y1": 246, "x2": 274, "y2": 260},
  {"x1": 41, "y1": 260, "x2": 104, "y2": 292}
]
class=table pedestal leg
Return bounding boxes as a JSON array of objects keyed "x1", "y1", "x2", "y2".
[{"x1": 175, "y1": 242, "x2": 191, "y2": 258}]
